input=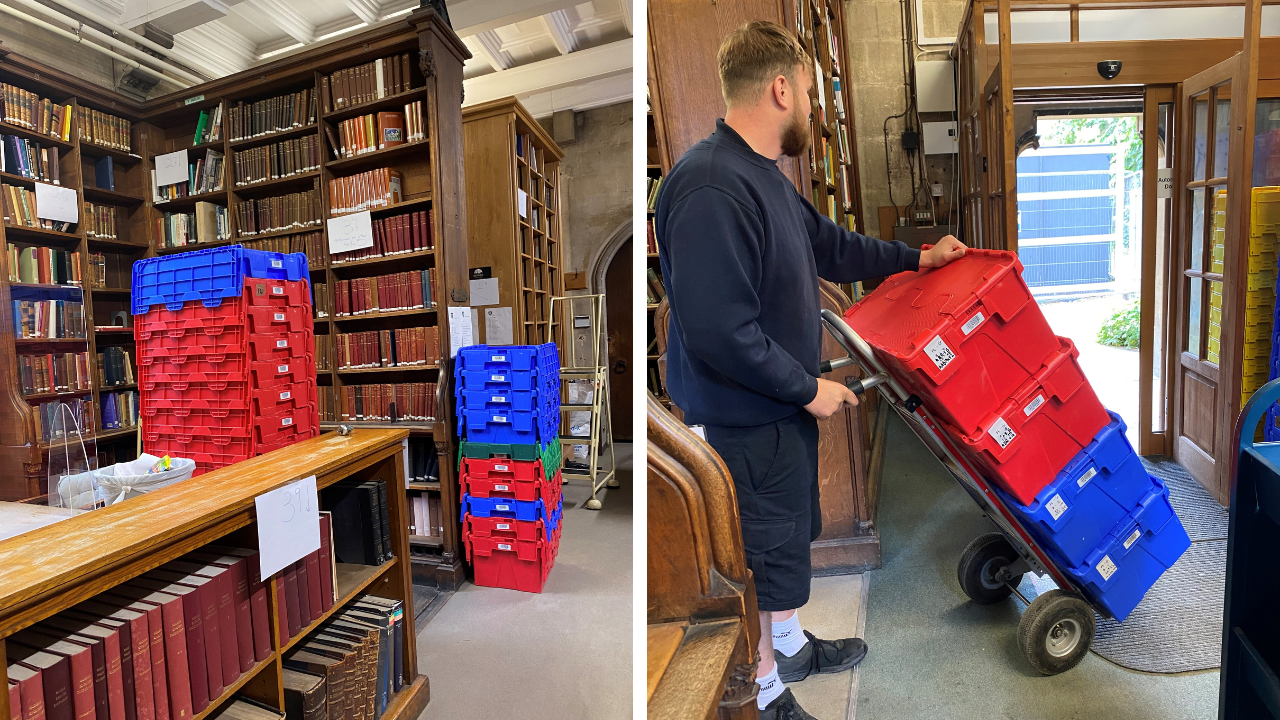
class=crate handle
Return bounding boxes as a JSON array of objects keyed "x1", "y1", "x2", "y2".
[
  {"x1": 210, "y1": 381, "x2": 227, "y2": 390},
  {"x1": 212, "y1": 410, "x2": 229, "y2": 418},
  {"x1": 175, "y1": 409, "x2": 190, "y2": 417},
  {"x1": 173, "y1": 382, "x2": 189, "y2": 390},
  {"x1": 213, "y1": 437, "x2": 230, "y2": 446}
]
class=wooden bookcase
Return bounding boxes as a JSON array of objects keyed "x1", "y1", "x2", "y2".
[
  {"x1": 0, "y1": 428, "x2": 431, "y2": 720},
  {"x1": 460, "y1": 97, "x2": 565, "y2": 347},
  {"x1": 0, "y1": 10, "x2": 470, "y2": 590},
  {"x1": 645, "y1": 76, "x2": 667, "y2": 402}
]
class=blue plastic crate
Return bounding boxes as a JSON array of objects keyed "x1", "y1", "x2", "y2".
[
  {"x1": 461, "y1": 494, "x2": 546, "y2": 523},
  {"x1": 457, "y1": 345, "x2": 540, "y2": 372},
  {"x1": 462, "y1": 407, "x2": 539, "y2": 444},
  {"x1": 458, "y1": 368, "x2": 538, "y2": 393},
  {"x1": 132, "y1": 245, "x2": 309, "y2": 314},
  {"x1": 996, "y1": 411, "x2": 1159, "y2": 567},
  {"x1": 457, "y1": 387, "x2": 538, "y2": 412},
  {"x1": 1063, "y1": 480, "x2": 1191, "y2": 621}
]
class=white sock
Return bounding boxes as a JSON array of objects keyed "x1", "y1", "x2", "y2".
[
  {"x1": 756, "y1": 665, "x2": 784, "y2": 709},
  {"x1": 772, "y1": 613, "x2": 807, "y2": 657}
]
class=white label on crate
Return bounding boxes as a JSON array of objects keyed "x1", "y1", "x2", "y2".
[
  {"x1": 278, "y1": 364, "x2": 289, "y2": 373},
  {"x1": 282, "y1": 417, "x2": 294, "y2": 426},
  {"x1": 491, "y1": 374, "x2": 505, "y2": 381},
  {"x1": 491, "y1": 355, "x2": 506, "y2": 362},
  {"x1": 495, "y1": 484, "x2": 509, "y2": 491},
  {"x1": 923, "y1": 335, "x2": 956, "y2": 371},
  {"x1": 496, "y1": 504, "x2": 511, "y2": 511},
  {"x1": 495, "y1": 465, "x2": 509, "y2": 472},
  {"x1": 1097, "y1": 555, "x2": 1118, "y2": 581},
  {"x1": 272, "y1": 286, "x2": 284, "y2": 295},
  {"x1": 1124, "y1": 529, "x2": 1142, "y2": 550},
  {"x1": 1046, "y1": 494, "x2": 1069, "y2": 521},
  {"x1": 1023, "y1": 394, "x2": 1046, "y2": 417},
  {"x1": 280, "y1": 391, "x2": 291, "y2": 400},
  {"x1": 277, "y1": 339, "x2": 287, "y2": 348},
  {"x1": 271, "y1": 259, "x2": 283, "y2": 268},
  {"x1": 498, "y1": 543, "x2": 512, "y2": 551},
  {"x1": 494, "y1": 416, "x2": 507, "y2": 423},
  {"x1": 961, "y1": 312, "x2": 985, "y2": 336},
  {"x1": 1077, "y1": 467, "x2": 1098, "y2": 488},
  {"x1": 987, "y1": 417, "x2": 1017, "y2": 448},
  {"x1": 496, "y1": 523, "x2": 510, "y2": 530},
  {"x1": 274, "y1": 313, "x2": 285, "y2": 321},
  {"x1": 491, "y1": 395, "x2": 506, "y2": 403}
]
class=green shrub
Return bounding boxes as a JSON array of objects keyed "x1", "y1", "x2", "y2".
[{"x1": 1097, "y1": 301, "x2": 1140, "y2": 349}]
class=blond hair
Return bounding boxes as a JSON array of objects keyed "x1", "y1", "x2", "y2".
[{"x1": 717, "y1": 20, "x2": 809, "y2": 107}]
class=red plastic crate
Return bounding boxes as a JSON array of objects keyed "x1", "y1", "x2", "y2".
[
  {"x1": 252, "y1": 406, "x2": 317, "y2": 447},
  {"x1": 249, "y1": 382, "x2": 317, "y2": 416},
  {"x1": 243, "y1": 278, "x2": 312, "y2": 310},
  {"x1": 144, "y1": 429, "x2": 252, "y2": 476},
  {"x1": 246, "y1": 331, "x2": 311, "y2": 362},
  {"x1": 843, "y1": 249, "x2": 1060, "y2": 436},
  {"x1": 142, "y1": 394, "x2": 247, "y2": 416},
  {"x1": 140, "y1": 368, "x2": 250, "y2": 387},
  {"x1": 465, "y1": 530, "x2": 555, "y2": 593},
  {"x1": 137, "y1": 323, "x2": 249, "y2": 360},
  {"x1": 464, "y1": 515, "x2": 546, "y2": 543},
  {"x1": 245, "y1": 305, "x2": 311, "y2": 335},
  {"x1": 944, "y1": 337, "x2": 1109, "y2": 505},
  {"x1": 138, "y1": 351, "x2": 248, "y2": 376},
  {"x1": 460, "y1": 457, "x2": 551, "y2": 502},
  {"x1": 144, "y1": 405, "x2": 252, "y2": 434},
  {"x1": 248, "y1": 358, "x2": 314, "y2": 388},
  {"x1": 134, "y1": 300, "x2": 244, "y2": 335}
]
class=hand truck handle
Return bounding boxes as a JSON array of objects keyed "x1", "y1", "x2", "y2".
[
  {"x1": 845, "y1": 373, "x2": 889, "y2": 396},
  {"x1": 819, "y1": 308, "x2": 911, "y2": 403}
]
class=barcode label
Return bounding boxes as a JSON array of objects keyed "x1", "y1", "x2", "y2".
[
  {"x1": 495, "y1": 484, "x2": 509, "y2": 491},
  {"x1": 1023, "y1": 394, "x2": 1046, "y2": 416},
  {"x1": 491, "y1": 374, "x2": 505, "y2": 381},
  {"x1": 276, "y1": 339, "x2": 287, "y2": 348},
  {"x1": 271, "y1": 259, "x2": 283, "y2": 268},
  {"x1": 987, "y1": 417, "x2": 1016, "y2": 448},
  {"x1": 272, "y1": 286, "x2": 284, "y2": 295},
  {"x1": 1046, "y1": 494, "x2": 1068, "y2": 520},
  {"x1": 278, "y1": 364, "x2": 289, "y2": 373},
  {"x1": 498, "y1": 543, "x2": 512, "y2": 551},
  {"x1": 494, "y1": 416, "x2": 507, "y2": 423},
  {"x1": 924, "y1": 335, "x2": 956, "y2": 371},
  {"x1": 491, "y1": 396, "x2": 506, "y2": 403},
  {"x1": 1097, "y1": 555, "x2": 1118, "y2": 581},
  {"x1": 274, "y1": 312, "x2": 285, "y2": 321},
  {"x1": 282, "y1": 417, "x2": 293, "y2": 426},
  {"x1": 1124, "y1": 529, "x2": 1142, "y2": 549},
  {"x1": 961, "y1": 312, "x2": 985, "y2": 335},
  {"x1": 280, "y1": 391, "x2": 291, "y2": 400},
  {"x1": 495, "y1": 465, "x2": 508, "y2": 472},
  {"x1": 496, "y1": 504, "x2": 510, "y2": 511},
  {"x1": 491, "y1": 355, "x2": 506, "y2": 361},
  {"x1": 1077, "y1": 467, "x2": 1097, "y2": 488},
  {"x1": 496, "y1": 523, "x2": 510, "y2": 530}
]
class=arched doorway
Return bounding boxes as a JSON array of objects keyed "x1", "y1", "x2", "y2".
[{"x1": 589, "y1": 221, "x2": 633, "y2": 442}]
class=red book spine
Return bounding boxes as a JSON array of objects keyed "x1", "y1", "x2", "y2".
[
  {"x1": 65, "y1": 647, "x2": 96, "y2": 720},
  {"x1": 243, "y1": 556, "x2": 270, "y2": 663},
  {"x1": 208, "y1": 572, "x2": 240, "y2": 688},
  {"x1": 223, "y1": 561, "x2": 254, "y2": 673},
  {"x1": 283, "y1": 567, "x2": 302, "y2": 637},
  {"x1": 153, "y1": 601, "x2": 191, "y2": 720},
  {"x1": 304, "y1": 551, "x2": 323, "y2": 621},
  {"x1": 272, "y1": 576, "x2": 288, "y2": 649},
  {"x1": 116, "y1": 616, "x2": 153, "y2": 720},
  {"x1": 293, "y1": 559, "x2": 312, "y2": 629},
  {"x1": 318, "y1": 515, "x2": 334, "y2": 611},
  {"x1": 10, "y1": 667, "x2": 45, "y2": 720},
  {"x1": 9, "y1": 680, "x2": 21, "y2": 720}
]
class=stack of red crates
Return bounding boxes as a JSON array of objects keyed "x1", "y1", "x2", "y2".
[
  {"x1": 459, "y1": 456, "x2": 564, "y2": 593},
  {"x1": 132, "y1": 246, "x2": 320, "y2": 474}
]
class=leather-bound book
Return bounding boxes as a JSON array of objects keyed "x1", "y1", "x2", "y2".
[
  {"x1": 38, "y1": 618, "x2": 123, "y2": 720},
  {"x1": 303, "y1": 552, "x2": 323, "y2": 626},
  {"x1": 295, "y1": 644, "x2": 358, "y2": 720},
  {"x1": 350, "y1": 597, "x2": 401, "y2": 693},
  {"x1": 9, "y1": 680, "x2": 21, "y2": 720},
  {"x1": 281, "y1": 670, "x2": 325, "y2": 720},
  {"x1": 98, "y1": 592, "x2": 171, "y2": 720},
  {"x1": 314, "y1": 624, "x2": 377, "y2": 718},
  {"x1": 204, "y1": 697, "x2": 282, "y2": 720},
  {"x1": 185, "y1": 553, "x2": 254, "y2": 674},
  {"x1": 8, "y1": 644, "x2": 74, "y2": 720},
  {"x1": 320, "y1": 483, "x2": 378, "y2": 565},
  {"x1": 161, "y1": 561, "x2": 240, "y2": 688},
  {"x1": 110, "y1": 585, "x2": 191, "y2": 720},
  {"x1": 317, "y1": 515, "x2": 334, "y2": 612},
  {"x1": 293, "y1": 560, "x2": 312, "y2": 630},
  {"x1": 125, "y1": 580, "x2": 204, "y2": 715},
  {"x1": 374, "y1": 113, "x2": 403, "y2": 150},
  {"x1": 7, "y1": 665, "x2": 45, "y2": 720},
  {"x1": 272, "y1": 576, "x2": 289, "y2": 648},
  {"x1": 203, "y1": 547, "x2": 271, "y2": 662},
  {"x1": 61, "y1": 608, "x2": 149, "y2": 720},
  {"x1": 10, "y1": 631, "x2": 97, "y2": 720},
  {"x1": 281, "y1": 650, "x2": 344, "y2": 720},
  {"x1": 140, "y1": 571, "x2": 221, "y2": 705},
  {"x1": 334, "y1": 613, "x2": 385, "y2": 713},
  {"x1": 283, "y1": 566, "x2": 302, "y2": 638}
]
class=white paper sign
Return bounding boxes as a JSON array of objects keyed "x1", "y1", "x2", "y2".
[
  {"x1": 517, "y1": 188, "x2": 528, "y2": 218},
  {"x1": 155, "y1": 149, "x2": 189, "y2": 187},
  {"x1": 255, "y1": 475, "x2": 321, "y2": 578},
  {"x1": 1157, "y1": 167, "x2": 1174, "y2": 198},
  {"x1": 470, "y1": 277, "x2": 499, "y2": 306},
  {"x1": 327, "y1": 211, "x2": 375, "y2": 253},
  {"x1": 448, "y1": 306, "x2": 474, "y2": 357},
  {"x1": 34, "y1": 182, "x2": 78, "y2": 223},
  {"x1": 485, "y1": 306, "x2": 513, "y2": 345}
]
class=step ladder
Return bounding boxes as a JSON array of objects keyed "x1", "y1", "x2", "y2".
[{"x1": 551, "y1": 294, "x2": 617, "y2": 510}]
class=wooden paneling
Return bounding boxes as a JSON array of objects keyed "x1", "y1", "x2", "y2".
[{"x1": 1181, "y1": 371, "x2": 1218, "y2": 453}]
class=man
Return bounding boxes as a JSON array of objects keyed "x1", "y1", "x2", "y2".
[{"x1": 654, "y1": 20, "x2": 967, "y2": 720}]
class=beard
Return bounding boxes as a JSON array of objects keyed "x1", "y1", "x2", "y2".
[{"x1": 780, "y1": 105, "x2": 810, "y2": 158}]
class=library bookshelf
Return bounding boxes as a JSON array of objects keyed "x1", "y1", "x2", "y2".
[
  {"x1": 0, "y1": 428, "x2": 431, "y2": 720},
  {"x1": 461, "y1": 97, "x2": 565, "y2": 348},
  {"x1": 644, "y1": 71, "x2": 666, "y2": 403},
  {"x1": 0, "y1": 9, "x2": 470, "y2": 590}
]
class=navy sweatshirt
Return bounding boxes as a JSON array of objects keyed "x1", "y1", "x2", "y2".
[{"x1": 655, "y1": 120, "x2": 921, "y2": 427}]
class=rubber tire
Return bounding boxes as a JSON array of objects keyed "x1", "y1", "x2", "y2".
[
  {"x1": 956, "y1": 532, "x2": 1019, "y2": 605},
  {"x1": 1017, "y1": 589, "x2": 1096, "y2": 676}
]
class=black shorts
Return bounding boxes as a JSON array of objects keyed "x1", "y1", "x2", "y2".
[{"x1": 705, "y1": 411, "x2": 820, "y2": 612}]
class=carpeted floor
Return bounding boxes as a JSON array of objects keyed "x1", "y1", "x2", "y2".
[
  {"x1": 415, "y1": 445, "x2": 632, "y2": 720},
  {"x1": 853, "y1": 414, "x2": 1220, "y2": 720}
]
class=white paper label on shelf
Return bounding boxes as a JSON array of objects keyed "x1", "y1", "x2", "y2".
[
  {"x1": 276, "y1": 339, "x2": 287, "y2": 348},
  {"x1": 274, "y1": 313, "x2": 285, "y2": 321},
  {"x1": 272, "y1": 286, "x2": 284, "y2": 295},
  {"x1": 155, "y1": 149, "x2": 189, "y2": 187},
  {"x1": 1046, "y1": 494, "x2": 1068, "y2": 521},
  {"x1": 496, "y1": 504, "x2": 510, "y2": 511},
  {"x1": 280, "y1": 391, "x2": 291, "y2": 400},
  {"x1": 327, "y1": 210, "x2": 375, "y2": 253},
  {"x1": 961, "y1": 312, "x2": 985, "y2": 336},
  {"x1": 271, "y1": 259, "x2": 283, "y2": 268},
  {"x1": 498, "y1": 543, "x2": 512, "y2": 551},
  {"x1": 282, "y1": 417, "x2": 293, "y2": 426},
  {"x1": 485, "y1": 307, "x2": 513, "y2": 345},
  {"x1": 496, "y1": 523, "x2": 510, "y2": 530},
  {"x1": 923, "y1": 335, "x2": 956, "y2": 371},
  {"x1": 1023, "y1": 394, "x2": 1046, "y2": 417},
  {"x1": 34, "y1": 182, "x2": 78, "y2": 223},
  {"x1": 448, "y1": 306, "x2": 474, "y2": 357},
  {"x1": 495, "y1": 465, "x2": 508, "y2": 472},
  {"x1": 495, "y1": 484, "x2": 509, "y2": 491},
  {"x1": 1097, "y1": 555, "x2": 1118, "y2": 581},
  {"x1": 1157, "y1": 167, "x2": 1174, "y2": 198},
  {"x1": 278, "y1": 364, "x2": 290, "y2": 373},
  {"x1": 255, "y1": 474, "x2": 321, "y2": 577},
  {"x1": 987, "y1": 417, "x2": 1016, "y2": 448},
  {"x1": 1124, "y1": 529, "x2": 1142, "y2": 549},
  {"x1": 1077, "y1": 467, "x2": 1097, "y2": 488},
  {"x1": 469, "y1": 277, "x2": 498, "y2": 306}
]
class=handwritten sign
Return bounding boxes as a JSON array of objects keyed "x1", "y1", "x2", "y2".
[
  {"x1": 327, "y1": 210, "x2": 375, "y2": 253},
  {"x1": 34, "y1": 182, "x2": 78, "y2": 223},
  {"x1": 255, "y1": 475, "x2": 321, "y2": 577},
  {"x1": 155, "y1": 149, "x2": 189, "y2": 187}
]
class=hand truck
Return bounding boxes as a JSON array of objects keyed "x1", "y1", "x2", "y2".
[{"x1": 820, "y1": 309, "x2": 1100, "y2": 675}]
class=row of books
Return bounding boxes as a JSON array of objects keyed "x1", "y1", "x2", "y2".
[
  {"x1": 333, "y1": 271, "x2": 435, "y2": 316},
  {"x1": 315, "y1": 334, "x2": 331, "y2": 371},
  {"x1": 13, "y1": 299, "x2": 86, "y2": 339},
  {"x1": 1, "y1": 85, "x2": 71, "y2": 141},
  {"x1": 646, "y1": 219, "x2": 657, "y2": 254},
  {"x1": 319, "y1": 386, "x2": 336, "y2": 421},
  {"x1": 646, "y1": 268, "x2": 666, "y2": 305},
  {"x1": 93, "y1": 156, "x2": 118, "y2": 192},
  {"x1": 3, "y1": 183, "x2": 75, "y2": 233},
  {"x1": 155, "y1": 150, "x2": 224, "y2": 200},
  {"x1": 99, "y1": 347, "x2": 136, "y2": 387},
  {"x1": 101, "y1": 390, "x2": 138, "y2": 430},
  {"x1": 76, "y1": 107, "x2": 132, "y2": 152},
  {"x1": 157, "y1": 203, "x2": 230, "y2": 249},
  {"x1": 405, "y1": 438, "x2": 438, "y2": 485},
  {"x1": 84, "y1": 203, "x2": 120, "y2": 240},
  {"x1": 330, "y1": 210, "x2": 433, "y2": 264},
  {"x1": 312, "y1": 282, "x2": 330, "y2": 319},
  {"x1": 322, "y1": 54, "x2": 414, "y2": 112},
  {"x1": 240, "y1": 230, "x2": 325, "y2": 269},
  {"x1": 321, "y1": 480, "x2": 396, "y2": 568},
  {"x1": 236, "y1": 189, "x2": 322, "y2": 236},
  {"x1": 335, "y1": 327, "x2": 437, "y2": 370},
  {"x1": 515, "y1": 133, "x2": 544, "y2": 174},
  {"x1": 88, "y1": 252, "x2": 133, "y2": 290},
  {"x1": 1, "y1": 135, "x2": 63, "y2": 184},
  {"x1": 331, "y1": 112, "x2": 406, "y2": 158},
  {"x1": 228, "y1": 89, "x2": 318, "y2": 142},
  {"x1": 408, "y1": 494, "x2": 442, "y2": 540},
  {"x1": 336, "y1": 383, "x2": 436, "y2": 423},
  {"x1": 33, "y1": 396, "x2": 94, "y2": 443},
  {"x1": 645, "y1": 176, "x2": 662, "y2": 211},
  {"x1": 8, "y1": 246, "x2": 81, "y2": 285},
  {"x1": 233, "y1": 137, "x2": 320, "y2": 186},
  {"x1": 19, "y1": 351, "x2": 91, "y2": 395},
  {"x1": 327, "y1": 169, "x2": 402, "y2": 216},
  {"x1": 193, "y1": 106, "x2": 224, "y2": 146}
]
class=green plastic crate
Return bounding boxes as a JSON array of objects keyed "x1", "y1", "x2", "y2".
[
  {"x1": 459, "y1": 441, "x2": 540, "y2": 461},
  {"x1": 540, "y1": 439, "x2": 562, "y2": 481}
]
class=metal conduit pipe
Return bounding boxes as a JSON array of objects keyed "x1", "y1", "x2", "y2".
[{"x1": 35, "y1": 0, "x2": 220, "y2": 81}]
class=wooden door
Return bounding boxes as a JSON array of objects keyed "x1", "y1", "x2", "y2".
[
  {"x1": 605, "y1": 238, "x2": 632, "y2": 441},
  {"x1": 1140, "y1": 88, "x2": 1177, "y2": 457},
  {"x1": 981, "y1": 63, "x2": 1015, "y2": 252}
]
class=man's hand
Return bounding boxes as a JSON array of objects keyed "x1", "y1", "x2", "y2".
[
  {"x1": 920, "y1": 235, "x2": 967, "y2": 268},
  {"x1": 804, "y1": 378, "x2": 859, "y2": 418}
]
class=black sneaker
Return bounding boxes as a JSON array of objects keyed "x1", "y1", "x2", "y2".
[
  {"x1": 760, "y1": 688, "x2": 817, "y2": 720},
  {"x1": 775, "y1": 630, "x2": 868, "y2": 682}
]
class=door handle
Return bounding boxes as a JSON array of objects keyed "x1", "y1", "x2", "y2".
[{"x1": 613, "y1": 359, "x2": 627, "y2": 374}]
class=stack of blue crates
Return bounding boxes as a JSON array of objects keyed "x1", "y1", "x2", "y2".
[
  {"x1": 1263, "y1": 282, "x2": 1280, "y2": 440},
  {"x1": 993, "y1": 411, "x2": 1191, "y2": 621}
]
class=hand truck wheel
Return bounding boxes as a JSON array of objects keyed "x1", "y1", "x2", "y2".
[
  {"x1": 957, "y1": 532, "x2": 1021, "y2": 605},
  {"x1": 1017, "y1": 589, "x2": 1095, "y2": 675}
]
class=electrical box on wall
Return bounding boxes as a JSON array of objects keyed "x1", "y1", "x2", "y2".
[
  {"x1": 915, "y1": 60, "x2": 956, "y2": 113},
  {"x1": 923, "y1": 121, "x2": 958, "y2": 155}
]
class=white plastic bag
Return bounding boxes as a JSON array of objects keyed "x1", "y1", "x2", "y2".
[{"x1": 93, "y1": 453, "x2": 198, "y2": 505}]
